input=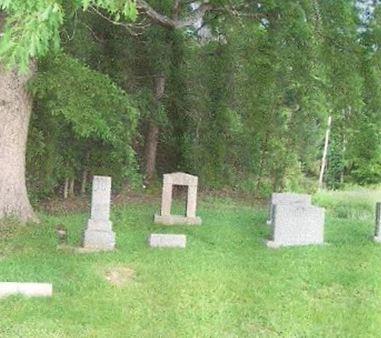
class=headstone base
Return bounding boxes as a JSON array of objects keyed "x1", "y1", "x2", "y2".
[
  {"x1": 374, "y1": 236, "x2": 381, "y2": 243},
  {"x1": 83, "y1": 229, "x2": 115, "y2": 251},
  {"x1": 149, "y1": 234, "x2": 186, "y2": 248},
  {"x1": 266, "y1": 240, "x2": 325, "y2": 249},
  {"x1": 154, "y1": 214, "x2": 202, "y2": 225}
]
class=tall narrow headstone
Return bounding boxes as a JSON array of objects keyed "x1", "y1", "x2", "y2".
[
  {"x1": 83, "y1": 176, "x2": 115, "y2": 251},
  {"x1": 154, "y1": 172, "x2": 202, "y2": 225},
  {"x1": 375, "y1": 202, "x2": 381, "y2": 243}
]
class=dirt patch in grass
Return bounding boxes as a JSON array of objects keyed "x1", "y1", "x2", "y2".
[{"x1": 104, "y1": 267, "x2": 136, "y2": 287}]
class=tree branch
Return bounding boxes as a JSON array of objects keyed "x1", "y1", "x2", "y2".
[
  {"x1": 89, "y1": 6, "x2": 150, "y2": 36},
  {"x1": 136, "y1": 0, "x2": 213, "y2": 29}
]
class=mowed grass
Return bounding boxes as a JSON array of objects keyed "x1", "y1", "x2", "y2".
[{"x1": 1, "y1": 190, "x2": 381, "y2": 337}]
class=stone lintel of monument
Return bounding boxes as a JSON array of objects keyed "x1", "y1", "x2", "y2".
[
  {"x1": 0, "y1": 282, "x2": 53, "y2": 299},
  {"x1": 149, "y1": 234, "x2": 187, "y2": 248},
  {"x1": 163, "y1": 172, "x2": 198, "y2": 186},
  {"x1": 154, "y1": 214, "x2": 202, "y2": 226}
]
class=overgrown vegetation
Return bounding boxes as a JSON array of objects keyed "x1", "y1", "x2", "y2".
[
  {"x1": 1, "y1": 1, "x2": 380, "y2": 204},
  {"x1": 28, "y1": 53, "x2": 140, "y2": 199}
]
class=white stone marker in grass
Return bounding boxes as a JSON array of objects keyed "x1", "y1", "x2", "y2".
[
  {"x1": 0, "y1": 283, "x2": 52, "y2": 299},
  {"x1": 375, "y1": 202, "x2": 381, "y2": 243},
  {"x1": 149, "y1": 234, "x2": 186, "y2": 248}
]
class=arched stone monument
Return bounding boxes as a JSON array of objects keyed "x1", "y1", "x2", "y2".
[{"x1": 154, "y1": 172, "x2": 202, "y2": 225}]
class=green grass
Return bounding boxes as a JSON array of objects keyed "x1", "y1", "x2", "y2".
[{"x1": 1, "y1": 190, "x2": 381, "y2": 337}]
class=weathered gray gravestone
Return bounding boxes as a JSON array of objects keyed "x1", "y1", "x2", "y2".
[
  {"x1": 149, "y1": 234, "x2": 187, "y2": 248},
  {"x1": 154, "y1": 172, "x2": 202, "y2": 225},
  {"x1": 375, "y1": 202, "x2": 381, "y2": 243},
  {"x1": 266, "y1": 204, "x2": 325, "y2": 248},
  {"x1": 267, "y1": 193, "x2": 312, "y2": 225},
  {"x1": 83, "y1": 176, "x2": 115, "y2": 251}
]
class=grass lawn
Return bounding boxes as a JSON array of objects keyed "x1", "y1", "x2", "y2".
[{"x1": 1, "y1": 189, "x2": 381, "y2": 337}]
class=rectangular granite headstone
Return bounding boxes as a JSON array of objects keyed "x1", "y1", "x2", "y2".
[
  {"x1": 267, "y1": 204, "x2": 325, "y2": 248},
  {"x1": 375, "y1": 202, "x2": 381, "y2": 243},
  {"x1": 149, "y1": 234, "x2": 186, "y2": 248},
  {"x1": 83, "y1": 176, "x2": 115, "y2": 251}
]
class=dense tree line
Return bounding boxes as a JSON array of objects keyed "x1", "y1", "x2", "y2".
[{"x1": 1, "y1": 1, "x2": 381, "y2": 221}]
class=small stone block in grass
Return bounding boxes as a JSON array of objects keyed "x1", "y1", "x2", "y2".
[
  {"x1": 149, "y1": 234, "x2": 186, "y2": 248},
  {"x1": 0, "y1": 282, "x2": 52, "y2": 299}
]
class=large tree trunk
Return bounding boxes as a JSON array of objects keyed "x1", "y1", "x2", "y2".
[
  {"x1": 144, "y1": 74, "x2": 166, "y2": 183},
  {"x1": 0, "y1": 65, "x2": 38, "y2": 223}
]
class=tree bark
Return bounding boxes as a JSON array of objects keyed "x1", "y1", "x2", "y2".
[
  {"x1": 0, "y1": 65, "x2": 38, "y2": 223},
  {"x1": 144, "y1": 74, "x2": 166, "y2": 183},
  {"x1": 136, "y1": 0, "x2": 213, "y2": 29},
  {"x1": 68, "y1": 178, "x2": 75, "y2": 197},
  {"x1": 63, "y1": 178, "x2": 69, "y2": 199},
  {"x1": 81, "y1": 169, "x2": 88, "y2": 195},
  {"x1": 318, "y1": 115, "x2": 332, "y2": 190}
]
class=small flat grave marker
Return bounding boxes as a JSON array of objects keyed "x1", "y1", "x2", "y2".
[
  {"x1": 149, "y1": 234, "x2": 187, "y2": 248},
  {"x1": 0, "y1": 282, "x2": 52, "y2": 299}
]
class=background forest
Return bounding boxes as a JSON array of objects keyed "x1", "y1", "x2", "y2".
[{"x1": 10, "y1": 0, "x2": 381, "y2": 201}]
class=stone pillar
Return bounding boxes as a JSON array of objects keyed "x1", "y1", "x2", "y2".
[
  {"x1": 375, "y1": 202, "x2": 381, "y2": 243},
  {"x1": 161, "y1": 178, "x2": 173, "y2": 216},
  {"x1": 83, "y1": 176, "x2": 115, "y2": 250},
  {"x1": 186, "y1": 185, "x2": 197, "y2": 218}
]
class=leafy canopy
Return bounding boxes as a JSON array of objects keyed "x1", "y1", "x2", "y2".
[{"x1": 0, "y1": 0, "x2": 137, "y2": 71}]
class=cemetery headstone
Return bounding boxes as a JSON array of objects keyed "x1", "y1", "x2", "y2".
[
  {"x1": 0, "y1": 282, "x2": 52, "y2": 299},
  {"x1": 267, "y1": 193, "x2": 312, "y2": 225},
  {"x1": 149, "y1": 234, "x2": 187, "y2": 248},
  {"x1": 375, "y1": 202, "x2": 381, "y2": 243},
  {"x1": 154, "y1": 172, "x2": 202, "y2": 225},
  {"x1": 83, "y1": 176, "x2": 115, "y2": 251},
  {"x1": 266, "y1": 204, "x2": 325, "y2": 248}
]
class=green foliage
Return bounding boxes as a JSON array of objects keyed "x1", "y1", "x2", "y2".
[
  {"x1": 27, "y1": 53, "x2": 140, "y2": 198},
  {"x1": 0, "y1": 0, "x2": 136, "y2": 70},
  {"x1": 4, "y1": 0, "x2": 381, "y2": 196},
  {"x1": 0, "y1": 0, "x2": 63, "y2": 71}
]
